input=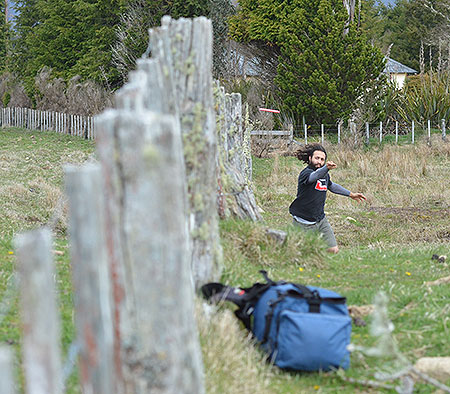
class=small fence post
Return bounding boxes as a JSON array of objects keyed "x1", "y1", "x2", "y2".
[
  {"x1": 304, "y1": 123, "x2": 307, "y2": 145},
  {"x1": 411, "y1": 120, "x2": 415, "y2": 144},
  {"x1": 14, "y1": 228, "x2": 63, "y2": 394},
  {"x1": 395, "y1": 121, "x2": 399, "y2": 143},
  {"x1": 442, "y1": 118, "x2": 446, "y2": 140},
  {"x1": 379, "y1": 121, "x2": 383, "y2": 143},
  {"x1": 337, "y1": 122, "x2": 341, "y2": 144},
  {"x1": 65, "y1": 164, "x2": 116, "y2": 394},
  {"x1": 365, "y1": 122, "x2": 369, "y2": 145},
  {"x1": 0, "y1": 346, "x2": 16, "y2": 394},
  {"x1": 427, "y1": 119, "x2": 431, "y2": 141},
  {"x1": 321, "y1": 124, "x2": 324, "y2": 144}
]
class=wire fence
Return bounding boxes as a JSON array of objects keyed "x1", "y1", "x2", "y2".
[{"x1": 253, "y1": 119, "x2": 447, "y2": 145}]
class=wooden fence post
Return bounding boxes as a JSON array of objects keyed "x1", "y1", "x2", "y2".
[
  {"x1": 365, "y1": 122, "x2": 370, "y2": 145},
  {"x1": 65, "y1": 164, "x2": 116, "y2": 394},
  {"x1": 14, "y1": 228, "x2": 63, "y2": 394},
  {"x1": 442, "y1": 118, "x2": 446, "y2": 140},
  {"x1": 337, "y1": 122, "x2": 341, "y2": 144},
  {"x1": 321, "y1": 123, "x2": 324, "y2": 144},
  {"x1": 149, "y1": 16, "x2": 222, "y2": 288},
  {"x1": 215, "y1": 85, "x2": 262, "y2": 221},
  {"x1": 395, "y1": 121, "x2": 399, "y2": 143},
  {"x1": 0, "y1": 346, "x2": 16, "y2": 394},
  {"x1": 379, "y1": 121, "x2": 383, "y2": 143},
  {"x1": 380, "y1": 122, "x2": 383, "y2": 144},
  {"x1": 411, "y1": 120, "x2": 415, "y2": 144},
  {"x1": 96, "y1": 109, "x2": 205, "y2": 394}
]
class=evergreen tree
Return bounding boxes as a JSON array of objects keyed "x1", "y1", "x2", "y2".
[
  {"x1": 0, "y1": 1, "x2": 8, "y2": 72},
  {"x1": 230, "y1": 0, "x2": 385, "y2": 124},
  {"x1": 12, "y1": 0, "x2": 126, "y2": 92},
  {"x1": 112, "y1": 0, "x2": 219, "y2": 84},
  {"x1": 360, "y1": 0, "x2": 445, "y2": 71},
  {"x1": 171, "y1": 0, "x2": 210, "y2": 19}
]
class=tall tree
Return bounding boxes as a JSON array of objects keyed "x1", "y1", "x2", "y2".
[
  {"x1": 111, "y1": 0, "x2": 222, "y2": 84},
  {"x1": 230, "y1": 0, "x2": 385, "y2": 124},
  {"x1": 12, "y1": 0, "x2": 126, "y2": 92},
  {"x1": 0, "y1": 0, "x2": 11, "y2": 72},
  {"x1": 170, "y1": 0, "x2": 209, "y2": 19},
  {"x1": 361, "y1": 0, "x2": 446, "y2": 71}
]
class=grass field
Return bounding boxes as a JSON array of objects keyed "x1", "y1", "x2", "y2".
[{"x1": 0, "y1": 127, "x2": 449, "y2": 393}]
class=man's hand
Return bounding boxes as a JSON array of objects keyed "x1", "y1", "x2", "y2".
[
  {"x1": 326, "y1": 161, "x2": 337, "y2": 170},
  {"x1": 349, "y1": 192, "x2": 366, "y2": 202}
]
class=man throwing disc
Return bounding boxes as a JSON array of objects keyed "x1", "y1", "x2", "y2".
[{"x1": 289, "y1": 144, "x2": 366, "y2": 253}]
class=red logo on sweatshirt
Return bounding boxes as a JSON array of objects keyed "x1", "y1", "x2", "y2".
[{"x1": 315, "y1": 180, "x2": 327, "y2": 191}]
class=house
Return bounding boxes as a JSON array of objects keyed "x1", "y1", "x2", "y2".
[{"x1": 384, "y1": 57, "x2": 418, "y2": 89}]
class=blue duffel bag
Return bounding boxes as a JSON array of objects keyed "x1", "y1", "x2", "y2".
[{"x1": 201, "y1": 270, "x2": 352, "y2": 372}]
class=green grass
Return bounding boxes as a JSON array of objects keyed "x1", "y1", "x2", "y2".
[
  {"x1": 0, "y1": 127, "x2": 449, "y2": 393},
  {"x1": 0, "y1": 128, "x2": 94, "y2": 393}
]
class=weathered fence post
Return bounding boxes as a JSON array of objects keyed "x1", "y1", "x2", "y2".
[
  {"x1": 0, "y1": 346, "x2": 16, "y2": 394},
  {"x1": 321, "y1": 124, "x2": 324, "y2": 144},
  {"x1": 411, "y1": 120, "x2": 415, "y2": 144},
  {"x1": 442, "y1": 118, "x2": 446, "y2": 140},
  {"x1": 349, "y1": 120, "x2": 357, "y2": 145},
  {"x1": 96, "y1": 109, "x2": 205, "y2": 394},
  {"x1": 14, "y1": 228, "x2": 63, "y2": 394},
  {"x1": 304, "y1": 123, "x2": 308, "y2": 145},
  {"x1": 337, "y1": 121, "x2": 341, "y2": 144},
  {"x1": 395, "y1": 121, "x2": 399, "y2": 143},
  {"x1": 365, "y1": 122, "x2": 370, "y2": 145},
  {"x1": 427, "y1": 119, "x2": 431, "y2": 141},
  {"x1": 96, "y1": 21, "x2": 212, "y2": 388},
  {"x1": 149, "y1": 16, "x2": 222, "y2": 288},
  {"x1": 214, "y1": 84, "x2": 262, "y2": 221},
  {"x1": 379, "y1": 121, "x2": 383, "y2": 143},
  {"x1": 65, "y1": 164, "x2": 116, "y2": 394}
]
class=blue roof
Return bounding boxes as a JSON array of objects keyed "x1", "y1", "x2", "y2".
[{"x1": 384, "y1": 57, "x2": 417, "y2": 74}]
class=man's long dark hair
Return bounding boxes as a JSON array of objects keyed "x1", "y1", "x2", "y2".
[{"x1": 296, "y1": 143, "x2": 327, "y2": 163}]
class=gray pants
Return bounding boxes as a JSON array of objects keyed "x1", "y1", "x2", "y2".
[{"x1": 292, "y1": 216, "x2": 337, "y2": 248}]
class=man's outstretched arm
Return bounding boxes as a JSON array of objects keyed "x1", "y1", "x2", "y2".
[{"x1": 329, "y1": 182, "x2": 366, "y2": 202}]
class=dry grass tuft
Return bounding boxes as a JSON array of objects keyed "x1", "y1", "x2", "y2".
[
  {"x1": 221, "y1": 219, "x2": 326, "y2": 271},
  {"x1": 196, "y1": 300, "x2": 273, "y2": 394}
]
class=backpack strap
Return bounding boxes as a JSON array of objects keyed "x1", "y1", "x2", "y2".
[
  {"x1": 201, "y1": 270, "x2": 279, "y2": 332},
  {"x1": 262, "y1": 291, "x2": 285, "y2": 344},
  {"x1": 234, "y1": 283, "x2": 272, "y2": 331}
]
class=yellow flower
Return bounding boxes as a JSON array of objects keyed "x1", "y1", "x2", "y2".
[
  {"x1": 314, "y1": 385, "x2": 320, "y2": 390},
  {"x1": 317, "y1": 274, "x2": 321, "y2": 278},
  {"x1": 389, "y1": 268, "x2": 395, "y2": 272},
  {"x1": 299, "y1": 267, "x2": 304, "y2": 272},
  {"x1": 8, "y1": 251, "x2": 13, "y2": 255},
  {"x1": 405, "y1": 272, "x2": 411, "y2": 276}
]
